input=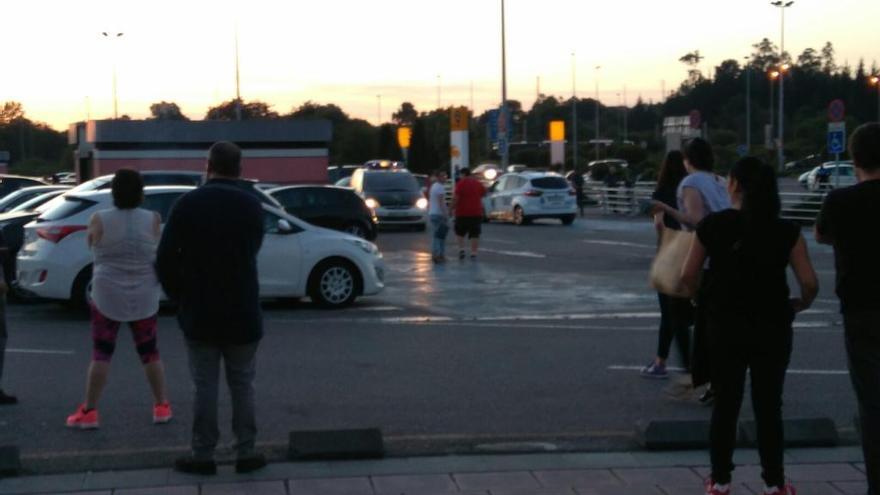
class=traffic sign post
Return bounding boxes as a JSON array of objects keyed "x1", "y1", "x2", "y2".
[{"x1": 827, "y1": 121, "x2": 846, "y2": 188}]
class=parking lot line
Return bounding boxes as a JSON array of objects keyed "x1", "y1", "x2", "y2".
[
  {"x1": 582, "y1": 240, "x2": 656, "y2": 249},
  {"x1": 607, "y1": 365, "x2": 849, "y2": 376},
  {"x1": 480, "y1": 248, "x2": 546, "y2": 258},
  {"x1": 8, "y1": 348, "x2": 75, "y2": 356}
]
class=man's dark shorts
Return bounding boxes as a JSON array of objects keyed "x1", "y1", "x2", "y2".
[{"x1": 455, "y1": 216, "x2": 482, "y2": 238}]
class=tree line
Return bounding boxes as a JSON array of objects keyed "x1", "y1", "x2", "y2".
[{"x1": 1, "y1": 40, "x2": 876, "y2": 177}]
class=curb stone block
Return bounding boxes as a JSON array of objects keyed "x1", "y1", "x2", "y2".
[
  {"x1": 740, "y1": 418, "x2": 838, "y2": 448},
  {"x1": 634, "y1": 420, "x2": 711, "y2": 450}
]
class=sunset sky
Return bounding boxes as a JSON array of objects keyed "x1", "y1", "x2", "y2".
[{"x1": 3, "y1": 0, "x2": 879, "y2": 130}]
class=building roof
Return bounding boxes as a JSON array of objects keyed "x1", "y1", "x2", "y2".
[{"x1": 73, "y1": 119, "x2": 332, "y2": 145}]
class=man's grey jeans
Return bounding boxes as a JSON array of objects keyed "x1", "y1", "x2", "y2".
[
  {"x1": 844, "y1": 310, "x2": 880, "y2": 495},
  {"x1": 186, "y1": 340, "x2": 259, "y2": 461}
]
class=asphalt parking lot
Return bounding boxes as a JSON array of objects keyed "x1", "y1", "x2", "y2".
[{"x1": 0, "y1": 212, "x2": 855, "y2": 473}]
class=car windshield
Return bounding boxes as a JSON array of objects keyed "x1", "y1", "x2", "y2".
[
  {"x1": 530, "y1": 177, "x2": 569, "y2": 189},
  {"x1": 363, "y1": 173, "x2": 419, "y2": 192}
]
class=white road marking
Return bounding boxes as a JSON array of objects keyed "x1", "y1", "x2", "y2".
[
  {"x1": 360, "y1": 306, "x2": 403, "y2": 312},
  {"x1": 8, "y1": 348, "x2": 74, "y2": 356},
  {"x1": 479, "y1": 248, "x2": 546, "y2": 258},
  {"x1": 583, "y1": 240, "x2": 656, "y2": 249},
  {"x1": 608, "y1": 365, "x2": 848, "y2": 376}
]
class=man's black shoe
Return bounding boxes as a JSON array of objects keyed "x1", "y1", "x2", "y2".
[
  {"x1": 0, "y1": 390, "x2": 18, "y2": 405},
  {"x1": 236, "y1": 454, "x2": 267, "y2": 474},
  {"x1": 174, "y1": 456, "x2": 216, "y2": 475}
]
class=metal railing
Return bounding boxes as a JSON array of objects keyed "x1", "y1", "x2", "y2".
[{"x1": 584, "y1": 181, "x2": 829, "y2": 223}]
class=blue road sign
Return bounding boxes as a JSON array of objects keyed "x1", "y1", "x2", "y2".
[
  {"x1": 487, "y1": 109, "x2": 499, "y2": 142},
  {"x1": 827, "y1": 122, "x2": 846, "y2": 154},
  {"x1": 736, "y1": 144, "x2": 749, "y2": 157}
]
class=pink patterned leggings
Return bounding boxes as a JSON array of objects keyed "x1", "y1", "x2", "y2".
[{"x1": 90, "y1": 304, "x2": 160, "y2": 364}]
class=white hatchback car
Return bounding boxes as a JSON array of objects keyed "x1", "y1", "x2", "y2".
[
  {"x1": 802, "y1": 161, "x2": 856, "y2": 191},
  {"x1": 17, "y1": 186, "x2": 385, "y2": 308},
  {"x1": 483, "y1": 172, "x2": 578, "y2": 225}
]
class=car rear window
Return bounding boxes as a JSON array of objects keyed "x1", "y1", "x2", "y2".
[
  {"x1": 530, "y1": 177, "x2": 569, "y2": 189},
  {"x1": 364, "y1": 173, "x2": 419, "y2": 192},
  {"x1": 37, "y1": 197, "x2": 97, "y2": 222}
]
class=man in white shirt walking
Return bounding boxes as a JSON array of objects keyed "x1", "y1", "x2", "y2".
[{"x1": 428, "y1": 170, "x2": 450, "y2": 263}]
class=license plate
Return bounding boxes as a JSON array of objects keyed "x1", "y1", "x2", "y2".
[
  {"x1": 547, "y1": 194, "x2": 563, "y2": 204},
  {"x1": 387, "y1": 210, "x2": 410, "y2": 217}
]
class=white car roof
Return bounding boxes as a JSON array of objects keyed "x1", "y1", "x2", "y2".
[{"x1": 68, "y1": 185, "x2": 195, "y2": 200}]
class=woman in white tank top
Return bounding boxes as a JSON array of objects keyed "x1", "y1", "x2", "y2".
[{"x1": 65, "y1": 170, "x2": 172, "y2": 430}]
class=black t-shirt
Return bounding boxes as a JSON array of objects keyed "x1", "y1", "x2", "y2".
[
  {"x1": 816, "y1": 180, "x2": 880, "y2": 313},
  {"x1": 697, "y1": 209, "x2": 800, "y2": 319},
  {"x1": 652, "y1": 186, "x2": 681, "y2": 230}
]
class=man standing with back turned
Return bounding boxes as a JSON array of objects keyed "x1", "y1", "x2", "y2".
[
  {"x1": 157, "y1": 141, "x2": 267, "y2": 475},
  {"x1": 452, "y1": 168, "x2": 486, "y2": 260},
  {"x1": 816, "y1": 123, "x2": 880, "y2": 495}
]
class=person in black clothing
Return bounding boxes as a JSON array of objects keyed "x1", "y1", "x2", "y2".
[
  {"x1": 157, "y1": 141, "x2": 267, "y2": 475},
  {"x1": 641, "y1": 151, "x2": 691, "y2": 379},
  {"x1": 0, "y1": 230, "x2": 16, "y2": 405},
  {"x1": 816, "y1": 123, "x2": 880, "y2": 495},
  {"x1": 567, "y1": 169, "x2": 586, "y2": 217},
  {"x1": 682, "y1": 157, "x2": 818, "y2": 495}
]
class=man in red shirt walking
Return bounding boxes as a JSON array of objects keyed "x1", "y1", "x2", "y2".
[{"x1": 452, "y1": 168, "x2": 487, "y2": 260}]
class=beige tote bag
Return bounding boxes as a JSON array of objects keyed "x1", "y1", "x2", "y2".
[{"x1": 649, "y1": 227, "x2": 695, "y2": 298}]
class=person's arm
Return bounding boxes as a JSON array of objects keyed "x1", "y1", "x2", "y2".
[
  {"x1": 789, "y1": 234, "x2": 819, "y2": 312},
  {"x1": 653, "y1": 212, "x2": 665, "y2": 238},
  {"x1": 680, "y1": 234, "x2": 707, "y2": 298},
  {"x1": 814, "y1": 196, "x2": 834, "y2": 245},
  {"x1": 656, "y1": 187, "x2": 704, "y2": 229},
  {"x1": 155, "y1": 201, "x2": 185, "y2": 301},
  {"x1": 152, "y1": 212, "x2": 161, "y2": 239},
  {"x1": 87, "y1": 213, "x2": 103, "y2": 249}
]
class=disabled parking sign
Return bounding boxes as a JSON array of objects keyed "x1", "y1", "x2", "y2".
[{"x1": 827, "y1": 122, "x2": 846, "y2": 155}]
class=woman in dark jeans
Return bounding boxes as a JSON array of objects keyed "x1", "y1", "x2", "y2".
[
  {"x1": 681, "y1": 157, "x2": 818, "y2": 495},
  {"x1": 642, "y1": 151, "x2": 692, "y2": 378}
]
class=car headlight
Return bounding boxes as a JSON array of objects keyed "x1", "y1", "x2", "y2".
[
  {"x1": 365, "y1": 198, "x2": 379, "y2": 209},
  {"x1": 350, "y1": 238, "x2": 380, "y2": 255},
  {"x1": 415, "y1": 197, "x2": 428, "y2": 209},
  {"x1": 484, "y1": 169, "x2": 498, "y2": 180}
]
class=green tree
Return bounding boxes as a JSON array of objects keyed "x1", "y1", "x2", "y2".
[
  {"x1": 392, "y1": 102, "x2": 418, "y2": 126},
  {"x1": 205, "y1": 99, "x2": 279, "y2": 120},
  {"x1": 148, "y1": 101, "x2": 188, "y2": 120}
]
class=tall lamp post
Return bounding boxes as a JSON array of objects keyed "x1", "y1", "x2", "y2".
[
  {"x1": 571, "y1": 52, "x2": 577, "y2": 174},
  {"x1": 499, "y1": 0, "x2": 510, "y2": 170},
  {"x1": 376, "y1": 95, "x2": 382, "y2": 124},
  {"x1": 101, "y1": 32, "x2": 124, "y2": 119},
  {"x1": 870, "y1": 75, "x2": 880, "y2": 122},
  {"x1": 771, "y1": 0, "x2": 794, "y2": 172},
  {"x1": 594, "y1": 65, "x2": 601, "y2": 160},
  {"x1": 768, "y1": 70, "x2": 779, "y2": 150},
  {"x1": 744, "y1": 56, "x2": 752, "y2": 152}
]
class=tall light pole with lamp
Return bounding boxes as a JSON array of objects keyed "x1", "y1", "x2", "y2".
[
  {"x1": 744, "y1": 55, "x2": 752, "y2": 152},
  {"x1": 771, "y1": 0, "x2": 794, "y2": 172},
  {"x1": 571, "y1": 52, "x2": 578, "y2": 175},
  {"x1": 767, "y1": 70, "x2": 779, "y2": 150},
  {"x1": 500, "y1": 0, "x2": 510, "y2": 170},
  {"x1": 870, "y1": 75, "x2": 880, "y2": 122},
  {"x1": 101, "y1": 32, "x2": 124, "y2": 119},
  {"x1": 594, "y1": 65, "x2": 601, "y2": 160}
]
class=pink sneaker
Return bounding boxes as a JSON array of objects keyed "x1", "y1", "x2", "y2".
[
  {"x1": 765, "y1": 483, "x2": 797, "y2": 495},
  {"x1": 153, "y1": 402, "x2": 173, "y2": 424},
  {"x1": 705, "y1": 478, "x2": 731, "y2": 495},
  {"x1": 66, "y1": 405, "x2": 99, "y2": 429}
]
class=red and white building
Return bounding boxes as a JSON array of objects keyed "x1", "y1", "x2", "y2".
[{"x1": 69, "y1": 119, "x2": 332, "y2": 184}]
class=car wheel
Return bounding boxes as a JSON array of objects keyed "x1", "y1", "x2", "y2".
[
  {"x1": 69, "y1": 265, "x2": 93, "y2": 309},
  {"x1": 561, "y1": 214, "x2": 576, "y2": 226},
  {"x1": 308, "y1": 259, "x2": 361, "y2": 309},
  {"x1": 513, "y1": 206, "x2": 530, "y2": 226},
  {"x1": 343, "y1": 222, "x2": 368, "y2": 239}
]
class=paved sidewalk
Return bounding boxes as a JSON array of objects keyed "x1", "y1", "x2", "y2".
[{"x1": 0, "y1": 447, "x2": 867, "y2": 495}]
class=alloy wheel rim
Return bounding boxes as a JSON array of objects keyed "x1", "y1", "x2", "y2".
[{"x1": 320, "y1": 266, "x2": 354, "y2": 304}]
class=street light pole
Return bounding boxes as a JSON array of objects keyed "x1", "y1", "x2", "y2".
[
  {"x1": 101, "y1": 32, "x2": 124, "y2": 119},
  {"x1": 234, "y1": 23, "x2": 242, "y2": 121},
  {"x1": 743, "y1": 56, "x2": 752, "y2": 152},
  {"x1": 594, "y1": 65, "x2": 601, "y2": 161},
  {"x1": 376, "y1": 95, "x2": 382, "y2": 125},
  {"x1": 500, "y1": 0, "x2": 509, "y2": 170},
  {"x1": 571, "y1": 52, "x2": 577, "y2": 175},
  {"x1": 871, "y1": 75, "x2": 880, "y2": 122},
  {"x1": 771, "y1": 0, "x2": 794, "y2": 172},
  {"x1": 437, "y1": 74, "x2": 442, "y2": 109},
  {"x1": 769, "y1": 70, "x2": 778, "y2": 148}
]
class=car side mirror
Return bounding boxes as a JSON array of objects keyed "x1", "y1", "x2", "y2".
[{"x1": 277, "y1": 219, "x2": 294, "y2": 234}]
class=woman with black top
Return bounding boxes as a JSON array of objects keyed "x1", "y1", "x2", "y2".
[
  {"x1": 681, "y1": 157, "x2": 818, "y2": 495},
  {"x1": 642, "y1": 151, "x2": 692, "y2": 378}
]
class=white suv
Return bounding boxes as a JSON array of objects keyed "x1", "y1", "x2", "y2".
[
  {"x1": 483, "y1": 172, "x2": 577, "y2": 225},
  {"x1": 17, "y1": 186, "x2": 385, "y2": 308}
]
